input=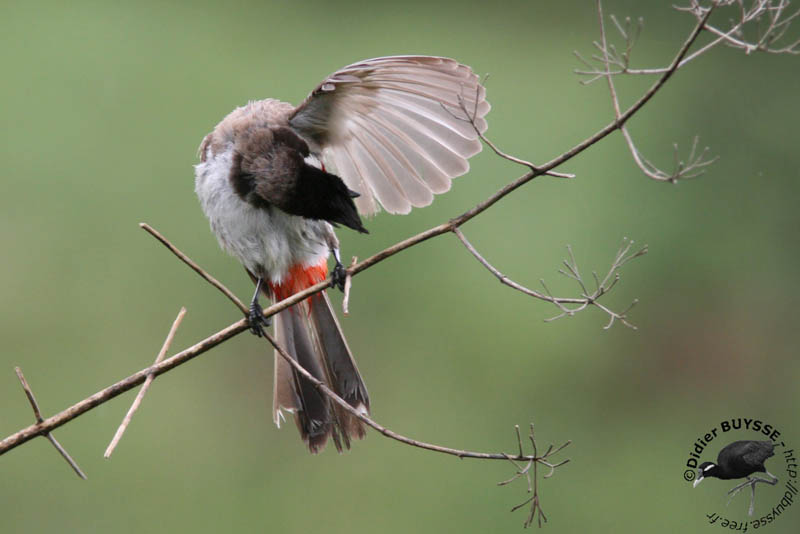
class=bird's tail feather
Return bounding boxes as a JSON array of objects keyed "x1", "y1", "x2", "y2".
[{"x1": 269, "y1": 278, "x2": 369, "y2": 453}]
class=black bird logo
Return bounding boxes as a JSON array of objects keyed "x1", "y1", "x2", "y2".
[{"x1": 693, "y1": 440, "x2": 778, "y2": 516}]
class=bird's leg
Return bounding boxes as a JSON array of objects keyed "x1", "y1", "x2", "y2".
[
  {"x1": 726, "y1": 473, "x2": 778, "y2": 515},
  {"x1": 747, "y1": 473, "x2": 779, "y2": 516},
  {"x1": 726, "y1": 477, "x2": 753, "y2": 507},
  {"x1": 736, "y1": 473, "x2": 780, "y2": 491},
  {"x1": 330, "y1": 246, "x2": 347, "y2": 292},
  {"x1": 248, "y1": 277, "x2": 271, "y2": 337}
]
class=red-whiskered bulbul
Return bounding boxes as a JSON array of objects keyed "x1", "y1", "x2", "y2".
[{"x1": 194, "y1": 56, "x2": 489, "y2": 453}]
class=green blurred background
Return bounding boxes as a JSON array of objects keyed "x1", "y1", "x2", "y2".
[{"x1": 2, "y1": 1, "x2": 798, "y2": 532}]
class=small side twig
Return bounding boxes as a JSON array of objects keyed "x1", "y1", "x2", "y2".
[
  {"x1": 103, "y1": 307, "x2": 187, "y2": 458},
  {"x1": 140, "y1": 223, "x2": 247, "y2": 314},
  {"x1": 453, "y1": 228, "x2": 646, "y2": 329},
  {"x1": 442, "y1": 81, "x2": 575, "y2": 180},
  {"x1": 342, "y1": 256, "x2": 357, "y2": 316},
  {"x1": 14, "y1": 367, "x2": 87, "y2": 479}
]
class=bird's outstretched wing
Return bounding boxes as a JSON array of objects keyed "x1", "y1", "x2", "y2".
[{"x1": 289, "y1": 56, "x2": 490, "y2": 215}]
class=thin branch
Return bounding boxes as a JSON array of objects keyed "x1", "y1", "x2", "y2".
[
  {"x1": 103, "y1": 307, "x2": 187, "y2": 458},
  {"x1": 16, "y1": 367, "x2": 44, "y2": 422},
  {"x1": 140, "y1": 223, "x2": 247, "y2": 314},
  {"x1": 453, "y1": 228, "x2": 644, "y2": 328},
  {"x1": 1, "y1": 319, "x2": 246, "y2": 455},
  {"x1": 594, "y1": 0, "x2": 719, "y2": 182},
  {"x1": 14, "y1": 367, "x2": 87, "y2": 479},
  {"x1": 447, "y1": 90, "x2": 575, "y2": 180},
  {"x1": 453, "y1": 227, "x2": 583, "y2": 305},
  {"x1": 699, "y1": 0, "x2": 800, "y2": 55},
  {"x1": 264, "y1": 327, "x2": 557, "y2": 461},
  {"x1": 576, "y1": 0, "x2": 800, "y2": 83}
]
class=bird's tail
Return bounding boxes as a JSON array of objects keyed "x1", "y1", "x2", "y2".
[{"x1": 267, "y1": 263, "x2": 369, "y2": 453}]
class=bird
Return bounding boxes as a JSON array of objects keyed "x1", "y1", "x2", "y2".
[
  {"x1": 693, "y1": 440, "x2": 778, "y2": 516},
  {"x1": 194, "y1": 56, "x2": 489, "y2": 453}
]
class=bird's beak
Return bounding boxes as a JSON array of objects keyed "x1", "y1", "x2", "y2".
[{"x1": 693, "y1": 476, "x2": 704, "y2": 488}]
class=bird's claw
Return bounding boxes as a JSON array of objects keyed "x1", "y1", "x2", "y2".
[
  {"x1": 248, "y1": 300, "x2": 271, "y2": 337},
  {"x1": 332, "y1": 261, "x2": 347, "y2": 292}
]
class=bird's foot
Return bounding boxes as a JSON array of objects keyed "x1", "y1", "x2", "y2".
[
  {"x1": 728, "y1": 474, "x2": 778, "y2": 516},
  {"x1": 248, "y1": 300, "x2": 271, "y2": 337},
  {"x1": 331, "y1": 259, "x2": 347, "y2": 292},
  {"x1": 726, "y1": 477, "x2": 761, "y2": 516},
  {"x1": 727, "y1": 478, "x2": 753, "y2": 497}
]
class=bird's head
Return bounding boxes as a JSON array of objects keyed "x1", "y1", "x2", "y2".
[{"x1": 693, "y1": 462, "x2": 718, "y2": 487}]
